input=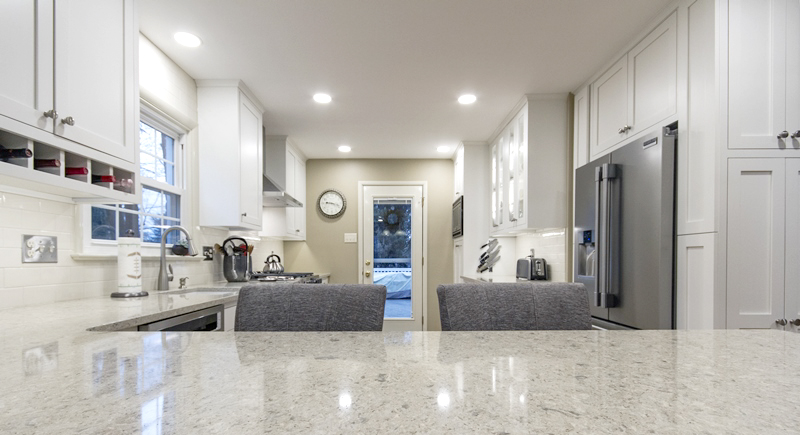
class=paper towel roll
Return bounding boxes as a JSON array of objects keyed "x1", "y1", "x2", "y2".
[{"x1": 118, "y1": 234, "x2": 142, "y2": 293}]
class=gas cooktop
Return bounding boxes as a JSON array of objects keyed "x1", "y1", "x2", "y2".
[{"x1": 250, "y1": 272, "x2": 317, "y2": 282}]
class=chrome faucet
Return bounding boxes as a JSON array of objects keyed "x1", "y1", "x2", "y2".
[{"x1": 157, "y1": 226, "x2": 198, "y2": 291}]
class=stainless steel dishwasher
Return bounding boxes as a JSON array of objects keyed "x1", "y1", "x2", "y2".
[{"x1": 137, "y1": 305, "x2": 224, "y2": 331}]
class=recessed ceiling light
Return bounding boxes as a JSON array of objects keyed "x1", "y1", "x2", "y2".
[
  {"x1": 174, "y1": 32, "x2": 202, "y2": 47},
  {"x1": 458, "y1": 94, "x2": 477, "y2": 105},
  {"x1": 314, "y1": 93, "x2": 332, "y2": 104},
  {"x1": 338, "y1": 145, "x2": 351, "y2": 153},
  {"x1": 437, "y1": 146, "x2": 450, "y2": 153}
]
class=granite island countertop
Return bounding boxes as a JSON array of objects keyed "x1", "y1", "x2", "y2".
[{"x1": 2, "y1": 325, "x2": 800, "y2": 433}]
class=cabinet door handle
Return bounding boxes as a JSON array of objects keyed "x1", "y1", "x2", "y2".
[
  {"x1": 43, "y1": 109, "x2": 58, "y2": 120},
  {"x1": 776, "y1": 318, "x2": 788, "y2": 326},
  {"x1": 777, "y1": 131, "x2": 789, "y2": 139},
  {"x1": 791, "y1": 131, "x2": 800, "y2": 139},
  {"x1": 61, "y1": 116, "x2": 75, "y2": 126}
]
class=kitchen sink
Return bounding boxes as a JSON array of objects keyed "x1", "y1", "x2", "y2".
[{"x1": 167, "y1": 288, "x2": 237, "y2": 296}]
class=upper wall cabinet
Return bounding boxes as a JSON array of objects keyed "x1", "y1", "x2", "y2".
[
  {"x1": 590, "y1": 12, "x2": 677, "y2": 158},
  {"x1": 573, "y1": 86, "x2": 590, "y2": 169},
  {"x1": 197, "y1": 80, "x2": 264, "y2": 230},
  {"x1": 0, "y1": 0, "x2": 137, "y2": 163},
  {"x1": 490, "y1": 95, "x2": 569, "y2": 236},
  {"x1": 728, "y1": 0, "x2": 800, "y2": 149}
]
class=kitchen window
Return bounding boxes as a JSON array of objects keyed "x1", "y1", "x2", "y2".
[{"x1": 86, "y1": 107, "x2": 187, "y2": 247}]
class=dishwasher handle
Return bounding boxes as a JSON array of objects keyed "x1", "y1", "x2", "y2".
[{"x1": 138, "y1": 305, "x2": 224, "y2": 331}]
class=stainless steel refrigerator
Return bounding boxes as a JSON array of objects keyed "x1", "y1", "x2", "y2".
[{"x1": 573, "y1": 123, "x2": 677, "y2": 330}]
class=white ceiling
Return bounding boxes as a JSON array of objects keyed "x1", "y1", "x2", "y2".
[{"x1": 138, "y1": 0, "x2": 673, "y2": 159}]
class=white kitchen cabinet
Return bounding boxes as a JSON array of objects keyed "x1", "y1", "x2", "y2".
[
  {"x1": 261, "y1": 136, "x2": 307, "y2": 240},
  {"x1": 490, "y1": 95, "x2": 569, "y2": 236},
  {"x1": 676, "y1": 233, "x2": 716, "y2": 329},
  {"x1": 453, "y1": 141, "x2": 489, "y2": 278},
  {"x1": 591, "y1": 56, "x2": 628, "y2": 156},
  {"x1": 453, "y1": 145, "x2": 464, "y2": 200},
  {"x1": 197, "y1": 80, "x2": 264, "y2": 230},
  {"x1": 677, "y1": 0, "x2": 717, "y2": 236},
  {"x1": 590, "y1": 12, "x2": 677, "y2": 158},
  {"x1": 726, "y1": 158, "x2": 790, "y2": 330},
  {"x1": 224, "y1": 305, "x2": 237, "y2": 331},
  {"x1": 728, "y1": 0, "x2": 800, "y2": 149},
  {"x1": 785, "y1": 159, "x2": 800, "y2": 333},
  {"x1": 0, "y1": 0, "x2": 137, "y2": 163},
  {"x1": 573, "y1": 86, "x2": 590, "y2": 169}
]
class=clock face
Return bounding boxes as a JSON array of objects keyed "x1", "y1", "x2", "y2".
[{"x1": 318, "y1": 190, "x2": 346, "y2": 218}]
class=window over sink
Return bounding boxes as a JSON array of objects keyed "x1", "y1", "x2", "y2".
[{"x1": 84, "y1": 106, "x2": 187, "y2": 247}]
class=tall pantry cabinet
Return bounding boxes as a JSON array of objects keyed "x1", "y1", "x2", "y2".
[{"x1": 722, "y1": 0, "x2": 800, "y2": 331}]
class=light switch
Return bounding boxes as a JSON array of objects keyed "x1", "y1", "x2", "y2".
[{"x1": 344, "y1": 233, "x2": 357, "y2": 243}]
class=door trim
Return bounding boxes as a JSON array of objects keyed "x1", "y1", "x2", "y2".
[{"x1": 358, "y1": 181, "x2": 428, "y2": 330}]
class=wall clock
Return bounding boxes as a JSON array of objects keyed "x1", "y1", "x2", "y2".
[{"x1": 317, "y1": 189, "x2": 346, "y2": 218}]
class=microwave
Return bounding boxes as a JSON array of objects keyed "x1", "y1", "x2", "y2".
[{"x1": 452, "y1": 196, "x2": 463, "y2": 238}]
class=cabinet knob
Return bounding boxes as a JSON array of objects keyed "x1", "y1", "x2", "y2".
[
  {"x1": 241, "y1": 212, "x2": 247, "y2": 217},
  {"x1": 365, "y1": 271, "x2": 371, "y2": 278},
  {"x1": 617, "y1": 125, "x2": 632, "y2": 134},
  {"x1": 43, "y1": 109, "x2": 58, "y2": 120},
  {"x1": 295, "y1": 229, "x2": 300, "y2": 232},
  {"x1": 791, "y1": 131, "x2": 800, "y2": 139},
  {"x1": 776, "y1": 318, "x2": 788, "y2": 326},
  {"x1": 777, "y1": 131, "x2": 789, "y2": 139},
  {"x1": 790, "y1": 319, "x2": 800, "y2": 326},
  {"x1": 61, "y1": 116, "x2": 75, "y2": 126},
  {"x1": 617, "y1": 126, "x2": 626, "y2": 134}
]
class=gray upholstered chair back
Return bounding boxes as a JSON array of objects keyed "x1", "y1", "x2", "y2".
[
  {"x1": 235, "y1": 283, "x2": 387, "y2": 331},
  {"x1": 436, "y1": 282, "x2": 591, "y2": 331}
]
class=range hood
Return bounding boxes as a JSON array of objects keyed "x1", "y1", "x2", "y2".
[
  {"x1": 262, "y1": 134, "x2": 303, "y2": 208},
  {"x1": 263, "y1": 175, "x2": 303, "y2": 207}
]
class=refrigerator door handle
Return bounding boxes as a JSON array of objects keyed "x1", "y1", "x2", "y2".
[
  {"x1": 594, "y1": 166, "x2": 604, "y2": 307},
  {"x1": 600, "y1": 163, "x2": 618, "y2": 309}
]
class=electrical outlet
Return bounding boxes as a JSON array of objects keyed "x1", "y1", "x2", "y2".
[
  {"x1": 344, "y1": 233, "x2": 357, "y2": 243},
  {"x1": 202, "y1": 246, "x2": 214, "y2": 261},
  {"x1": 22, "y1": 235, "x2": 57, "y2": 263}
]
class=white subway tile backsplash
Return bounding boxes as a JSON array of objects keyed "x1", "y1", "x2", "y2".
[
  {"x1": 0, "y1": 286, "x2": 25, "y2": 309},
  {"x1": 23, "y1": 286, "x2": 57, "y2": 306},
  {"x1": 515, "y1": 228, "x2": 567, "y2": 282}
]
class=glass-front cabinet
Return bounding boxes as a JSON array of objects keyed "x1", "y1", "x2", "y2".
[{"x1": 489, "y1": 95, "x2": 569, "y2": 236}]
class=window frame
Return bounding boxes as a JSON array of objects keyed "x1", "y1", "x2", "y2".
[{"x1": 79, "y1": 105, "x2": 189, "y2": 254}]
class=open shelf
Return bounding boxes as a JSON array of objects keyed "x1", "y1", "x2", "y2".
[{"x1": 0, "y1": 127, "x2": 140, "y2": 204}]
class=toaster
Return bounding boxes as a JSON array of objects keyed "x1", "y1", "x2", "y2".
[{"x1": 516, "y1": 255, "x2": 548, "y2": 280}]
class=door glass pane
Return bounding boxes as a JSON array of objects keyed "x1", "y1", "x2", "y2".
[{"x1": 373, "y1": 198, "x2": 412, "y2": 319}]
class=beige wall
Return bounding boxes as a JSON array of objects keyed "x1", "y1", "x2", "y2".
[{"x1": 283, "y1": 159, "x2": 454, "y2": 330}]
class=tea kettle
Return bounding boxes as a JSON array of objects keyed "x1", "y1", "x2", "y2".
[{"x1": 263, "y1": 252, "x2": 284, "y2": 274}]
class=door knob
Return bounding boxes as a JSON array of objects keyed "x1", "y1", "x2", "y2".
[
  {"x1": 61, "y1": 116, "x2": 75, "y2": 126},
  {"x1": 365, "y1": 271, "x2": 371, "y2": 277},
  {"x1": 778, "y1": 131, "x2": 789, "y2": 139},
  {"x1": 789, "y1": 319, "x2": 800, "y2": 326},
  {"x1": 776, "y1": 318, "x2": 788, "y2": 326}
]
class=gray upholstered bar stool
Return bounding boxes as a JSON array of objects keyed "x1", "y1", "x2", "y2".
[
  {"x1": 436, "y1": 282, "x2": 591, "y2": 331},
  {"x1": 235, "y1": 283, "x2": 387, "y2": 331}
]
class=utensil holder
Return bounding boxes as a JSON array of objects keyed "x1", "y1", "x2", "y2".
[{"x1": 223, "y1": 255, "x2": 250, "y2": 282}]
